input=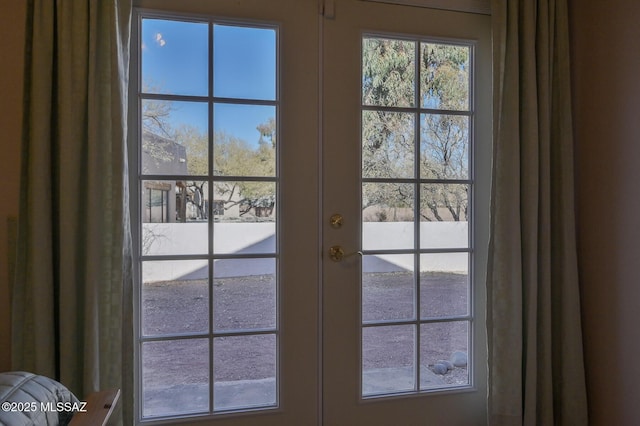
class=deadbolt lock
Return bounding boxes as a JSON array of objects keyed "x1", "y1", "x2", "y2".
[{"x1": 329, "y1": 214, "x2": 344, "y2": 229}]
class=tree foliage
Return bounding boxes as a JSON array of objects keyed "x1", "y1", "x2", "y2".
[
  {"x1": 362, "y1": 38, "x2": 470, "y2": 222},
  {"x1": 363, "y1": 38, "x2": 415, "y2": 107},
  {"x1": 142, "y1": 39, "x2": 471, "y2": 224},
  {"x1": 141, "y1": 84, "x2": 276, "y2": 221},
  {"x1": 421, "y1": 43, "x2": 469, "y2": 110},
  {"x1": 141, "y1": 80, "x2": 174, "y2": 138},
  {"x1": 212, "y1": 125, "x2": 276, "y2": 218}
]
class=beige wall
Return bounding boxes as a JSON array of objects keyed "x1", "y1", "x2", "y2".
[
  {"x1": 571, "y1": 0, "x2": 640, "y2": 424},
  {"x1": 0, "y1": 2, "x2": 26, "y2": 372}
]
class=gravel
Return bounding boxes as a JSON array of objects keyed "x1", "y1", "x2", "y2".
[{"x1": 141, "y1": 271, "x2": 470, "y2": 388}]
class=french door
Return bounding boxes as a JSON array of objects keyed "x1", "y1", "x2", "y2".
[
  {"x1": 321, "y1": 1, "x2": 491, "y2": 425},
  {"x1": 132, "y1": 1, "x2": 490, "y2": 425}
]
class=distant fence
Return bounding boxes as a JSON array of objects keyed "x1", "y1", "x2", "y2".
[{"x1": 142, "y1": 222, "x2": 469, "y2": 282}]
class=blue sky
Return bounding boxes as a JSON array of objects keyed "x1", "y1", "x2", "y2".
[{"x1": 142, "y1": 19, "x2": 276, "y2": 145}]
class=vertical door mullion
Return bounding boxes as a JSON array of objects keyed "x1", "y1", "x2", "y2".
[
  {"x1": 207, "y1": 18, "x2": 215, "y2": 415},
  {"x1": 413, "y1": 39, "x2": 421, "y2": 393}
]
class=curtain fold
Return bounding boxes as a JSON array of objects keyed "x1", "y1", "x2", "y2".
[
  {"x1": 487, "y1": 0, "x2": 588, "y2": 424},
  {"x1": 12, "y1": 0, "x2": 133, "y2": 424}
]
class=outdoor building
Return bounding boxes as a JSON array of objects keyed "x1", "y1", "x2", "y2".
[
  {"x1": 141, "y1": 130, "x2": 186, "y2": 223},
  {"x1": 142, "y1": 130, "x2": 274, "y2": 223}
]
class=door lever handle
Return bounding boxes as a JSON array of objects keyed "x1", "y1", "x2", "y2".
[{"x1": 328, "y1": 245, "x2": 363, "y2": 262}]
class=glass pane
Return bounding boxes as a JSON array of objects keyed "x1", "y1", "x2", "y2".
[
  {"x1": 214, "y1": 334, "x2": 277, "y2": 410},
  {"x1": 420, "y1": 183, "x2": 468, "y2": 249},
  {"x1": 362, "y1": 110, "x2": 415, "y2": 179},
  {"x1": 141, "y1": 181, "x2": 208, "y2": 255},
  {"x1": 362, "y1": 254, "x2": 414, "y2": 322},
  {"x1": 362, "y1": 37, "x2": 415, "y2": 107},
  {"x1": 213, "y1": 258, "x2": 276, "y2": 331},
  {"x1": 420, "y1": 184, "x2": 469, "y2": 249},
  {"x1": 213, "y1": 219, "x2": 276, "y2": 255},
  {"x1": 142, "y1": 339, "x2": 209, "y2": 417},
  {"x1": 214, "y1": 25, "x2": 276, "y2": 100},
  {"x1": 363, "y1": 182, "x2": 414, "y2": 250},
  {"x1": 213, "y1": 104, "x2": 276, "y2": 177},
  {"x1": 212, "y1": 181, "x2": 276, "y2": 255},
  {"x1": 362, "y1": 325, "x2": 415, "y2": 395},
  {"x1": 141, "y1": 100, "x2": 208, "y2": 176},
  {"x1": 420, "y1": 322, "x2": 469, "y2": 390},
  {"x1": 420, "y1": 113, "x2": 469, "y2": 179},
  {"x1": 420, "y1": 43, "x2": 470, "y2": 111},
  {"x1": 142, "y1": 260, "x2": 209, "y2": 336},
  {"x1": 142, "y1": 19, "x2": 208, "y2": 96},
  {"x1": 420, "y1": 253, "x2": 469, "y2": 318}
]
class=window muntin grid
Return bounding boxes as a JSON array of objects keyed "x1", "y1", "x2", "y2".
[
  {"x1": 360, "y1": 34, "x2": 474, "y2": 397},
  {"x1": 136, "y1": 12, "x2": 280, "y2": 419}
]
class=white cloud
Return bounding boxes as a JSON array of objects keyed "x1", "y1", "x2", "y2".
[{"x1": 155, "y1": 32, "x2": 166, "y2": 47}]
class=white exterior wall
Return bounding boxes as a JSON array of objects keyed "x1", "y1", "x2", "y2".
[{"x1": 142, "y1": 222, "x2": 469, "y2": 282}]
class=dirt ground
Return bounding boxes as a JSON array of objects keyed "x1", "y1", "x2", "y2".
[{"x1": 141, "y1": 271, "x2": 469, "y2": 391}]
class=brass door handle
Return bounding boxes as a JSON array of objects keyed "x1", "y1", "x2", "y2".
[{"x1": 328, "y1": 246, "x2": 363, "y2": 262}]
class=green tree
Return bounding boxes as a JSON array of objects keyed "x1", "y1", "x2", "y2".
[
  {"x1": 362, "y1": 38, "x2": 470, "y2": 222},
  {"x1": 141, "y1": 83, "x2": 277, "y2": 221},
  {"x1": 212, "y1": 118, "x2": 276, "y2": 218},
  {"x1": 167, "y1": 119, "x2": 277, "y2": 220},
  {"x1": 421, "y1": 43, "x2": 469, "y2": 111},
  {"x1": 176, "y1": 124, "x2": 207, "y2": 176},
  {"x1": 174, "y1": 125, "x2": 209, "y2": 221},
  {"x1": 420, "y1": 43, "x2": 469, "y2": 222}
]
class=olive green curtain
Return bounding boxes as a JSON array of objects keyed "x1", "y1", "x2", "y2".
[
  {"x1": 487, "y1": 0, "x2": 588, "y2": 424},
  {"x1": 12, "y1": 0, "x2": 133, "y2": 424}
]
